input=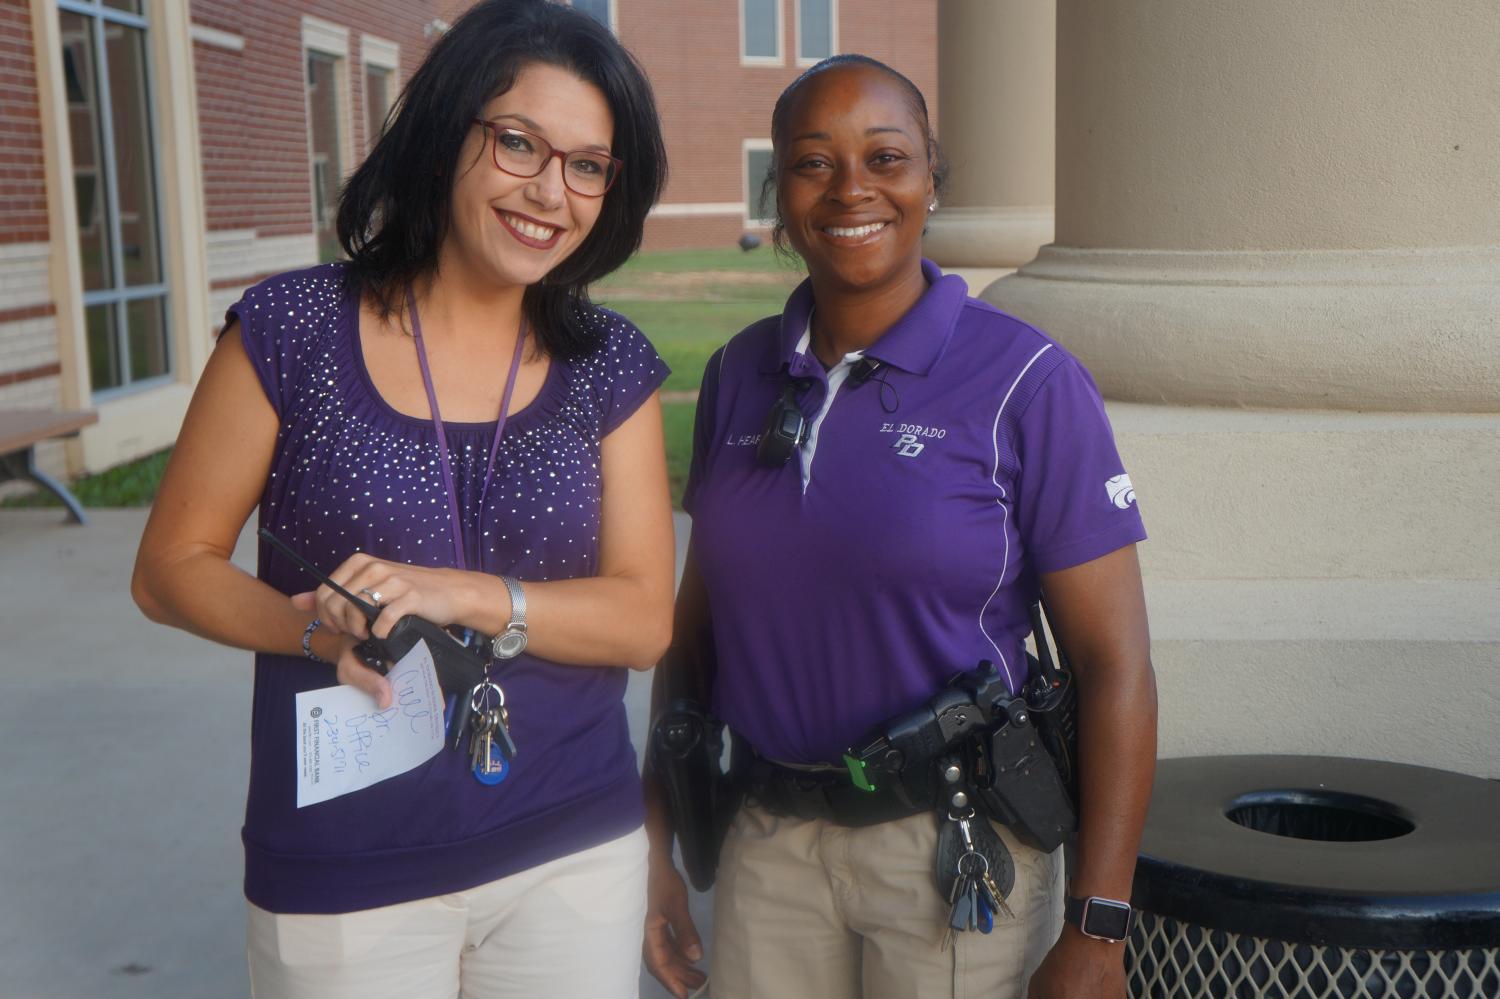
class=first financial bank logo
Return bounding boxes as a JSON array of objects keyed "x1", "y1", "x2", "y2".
[{"x1": 1106, "y1": 473, "x2": 1137, "y2": 509}]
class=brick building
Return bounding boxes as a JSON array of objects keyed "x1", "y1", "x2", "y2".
[{"x1": 0, "y1": 0, "x2": 935, "y2": 479}]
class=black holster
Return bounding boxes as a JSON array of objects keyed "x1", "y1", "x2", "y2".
[{"x1": 648, "y1": 698, "x2": 741, "y2": 892}]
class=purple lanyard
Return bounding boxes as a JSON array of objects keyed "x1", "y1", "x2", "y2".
[{"x1": 406, "y1": 289, "x2": 527, "y2": 573}]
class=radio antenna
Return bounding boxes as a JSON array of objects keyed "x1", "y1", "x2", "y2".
[{"x1": 257, "y1": 528, "x2": 379, "y2": 622}]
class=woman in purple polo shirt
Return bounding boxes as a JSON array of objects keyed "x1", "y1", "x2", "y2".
[
  {"x1": 133, "y1": 3, "x2": 673, "y2": 996},
  {"x1": 645, "y1": 56, "x2": 1156, "y2": 999}
]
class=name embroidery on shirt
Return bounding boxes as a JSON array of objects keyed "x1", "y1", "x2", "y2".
[{"x1": 879, "y1": 422, "x2": 947, "y2": 459}]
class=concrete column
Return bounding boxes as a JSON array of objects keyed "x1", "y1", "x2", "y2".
[
  {"x1": 973, "y1": 0, "x2": 1500, "y2": 776},
  {"x1": 922, "y1": 0, "x2": 1054, "y2": 270},
  {"x1": 986, "y1": 0, "x2": 1500, "y2": 412}
]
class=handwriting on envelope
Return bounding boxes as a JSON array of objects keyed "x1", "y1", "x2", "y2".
[{"x1": 295, "y1": 639, "x2": 445, "y2": 808}]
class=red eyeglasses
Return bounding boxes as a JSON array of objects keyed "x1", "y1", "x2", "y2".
[{"x1": 472, "y1": 119, "x2": 623, "y2": 197}]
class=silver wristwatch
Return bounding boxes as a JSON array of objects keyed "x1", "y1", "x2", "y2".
[{"x1": 490, "y1": 576, "x2": 528, "y2": 660}]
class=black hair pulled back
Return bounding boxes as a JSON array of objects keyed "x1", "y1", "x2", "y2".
[
  {"x1": 337, "y1": 0, "x2": 667, "y2": 358},
  {"x1": 761, "y1": 54, "x2": 947, "y2": 255}
]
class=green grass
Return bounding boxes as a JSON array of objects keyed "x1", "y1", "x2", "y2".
[
  {"x1": 5, "y1": 250, "x2": 800, "y2": 512},
  {"x1": 662, "y1": 400, "x2": 696, "y2": 507},
  {"x1": 600, "y1": 245, "x2": 800, "y2": 278},
  {"x1": 3, "y1": 447, "x2": 172, "y2": 508},
  {"x1": 598, "y1": 296, "x2": 784, "y2": 394}
]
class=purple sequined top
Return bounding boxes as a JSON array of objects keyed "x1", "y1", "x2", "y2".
[{"x1": 228, "y1": 264, "x2": 668, "y2": 914}]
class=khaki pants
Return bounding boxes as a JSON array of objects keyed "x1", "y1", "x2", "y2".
[
  {"x1": 710, "y1": 806, "x2": 1064, "y2": 999},
  {"x1": 247, "y1": 827, "x2": 647, "y2": 999}
]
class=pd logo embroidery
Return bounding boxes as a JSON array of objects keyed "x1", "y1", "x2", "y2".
[
  {"x1": 892, "y1": 434, "x2": 925, "y2": 458},
  {"x1": 1106, "y1": 473, "x2": 1137, "y2": 509}
]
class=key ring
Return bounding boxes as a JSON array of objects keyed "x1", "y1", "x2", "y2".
[
  {"x1": 470, "y1": 680, "x2": 506, "y2": 713},
  {"x1": 956, "y1": 851, "x2": 990, "y2": 879}
]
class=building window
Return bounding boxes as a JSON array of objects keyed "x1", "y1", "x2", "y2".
[
  {"x1": 797, "y1": 0, "x2": 836, "y2": 64},
  {"x1": 743, "y1": 139, "x2": 775, "y2": 227},
  {"x1": 303, "y1": 18, "x2": 351, "y2": 263},
  {"x1": 571, "y1": 0, "x2": 612, "y2": 30},
  {"x1": 58, "y1": 0, "x2": 170, "y2": 396},
  {"x1": 360, "y1": 34, "x2": 399, "y2": 152},
  {"x1": 741, "y1": 0, "x2": 782, "y2": 65}
]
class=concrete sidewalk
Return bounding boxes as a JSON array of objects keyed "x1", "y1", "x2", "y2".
[{"x1": 0, "y1": 508, "x2": 707, "y2": 998}]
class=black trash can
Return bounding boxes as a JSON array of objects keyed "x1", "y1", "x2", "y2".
[{"x1": 1126, "y1": 756, "x2": 1500, "y2": 998}]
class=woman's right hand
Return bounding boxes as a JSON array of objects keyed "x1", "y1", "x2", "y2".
[
  {"x1": 643, "y1": 848, "x2": 707, "y2": 998},
  {"x1": 306, "y1": 621, "x2": 396, "y2": 710}
]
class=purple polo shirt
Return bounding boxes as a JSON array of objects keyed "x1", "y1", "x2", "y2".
[
  {"x1": 685, "y1": 260, "x2": 1146, "y2": 764},
  {"x1": 227, "y1": 264, "x2": 667, "y2": 913}
]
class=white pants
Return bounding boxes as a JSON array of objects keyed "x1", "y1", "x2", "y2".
[{"x1": 247, "y1": 827, "x2": 648, "y2": 999}]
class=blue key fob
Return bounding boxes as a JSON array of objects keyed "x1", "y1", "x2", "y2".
[{"x1": 473, "y1": 744, "x2": 510, "y2": 786}]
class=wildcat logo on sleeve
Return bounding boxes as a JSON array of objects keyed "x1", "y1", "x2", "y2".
[{"x1": 1106, "y1": 473, "x2": 1137, "y2": 509}]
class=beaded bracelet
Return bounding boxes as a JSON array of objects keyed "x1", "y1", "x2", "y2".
[{"x1": 302, "y1": 618, "x2": 328, "y2": 663}]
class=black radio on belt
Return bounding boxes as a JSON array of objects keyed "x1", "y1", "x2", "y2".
[{"x1": 842, "y1": 610, "x2": 1080, "y2": 853}]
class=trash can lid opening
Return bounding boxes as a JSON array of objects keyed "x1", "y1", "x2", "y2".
[{"x1": 1225, "y1": 789, "x2": 1416, "y2": 842}]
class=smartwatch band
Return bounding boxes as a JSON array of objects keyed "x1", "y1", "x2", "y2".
[
  {"x1": 1064, "y1": 895, "x2": 1134, "y2": 942},
  {"x1": 490, "y1": 576, "x2": 528, "y2": 660}
]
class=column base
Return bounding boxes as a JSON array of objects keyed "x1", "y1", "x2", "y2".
[
  {"x1": 986, "y1": 245, "x2": 1500, "y2": 412},
  {"x1": 923, "y1": 206, "x2": 1053, "y2": 269},
  {"x1": 1107, "y1": 402, "x2": 1499, "y2": 776}
]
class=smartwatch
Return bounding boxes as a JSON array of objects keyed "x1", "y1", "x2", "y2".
[
  {"x1": 490, "y1": 576, "x2": 528, "y2": 660},
  {"x1": 1063, "y1": 895, "x2": 1134, "y2": 942}
]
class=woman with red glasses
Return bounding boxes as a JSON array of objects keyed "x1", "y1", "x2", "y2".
[{"x1": 133, "y1": 2, "x2": 670, "y2": 995}]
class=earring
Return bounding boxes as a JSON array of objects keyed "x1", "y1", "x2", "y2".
[{"x1": 927, "y1": 201, "x2": 938, "y2": 213}]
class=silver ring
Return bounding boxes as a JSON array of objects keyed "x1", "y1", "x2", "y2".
[{"x1": 360, "y1": 587, "x2": 384, "y2": 606}]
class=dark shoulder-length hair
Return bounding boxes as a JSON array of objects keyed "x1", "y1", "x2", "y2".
[{"x1": 337, "y1": 0, "x2": 667, "y2": 358}]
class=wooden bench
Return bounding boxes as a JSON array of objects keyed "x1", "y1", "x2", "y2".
[{"x1": 0, "y1": 409, "x2": 100, "y2": 525}]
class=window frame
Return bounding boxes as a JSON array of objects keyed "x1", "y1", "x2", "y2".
[
  {"x1": 36, "y1": 0, "x2": 213, "y2": 471},
  {"x1": 795, "y1": 0, "x2": 838, "y2": 66},
  {"x1": 742, "y1": 138, "x2": 776, "y2": 229},
  {"x1": 302, "y1": 17, "x2": 353, "y2": 263},
  {"x1": 740, "y1": 0, "x2": 783, "y2": 67},
  {"x1": 359, "y1": 33, "x2": 399, "y2": 153},
  {"x1": 57, "y1": 0, "x2": 173, "y2": 400}
]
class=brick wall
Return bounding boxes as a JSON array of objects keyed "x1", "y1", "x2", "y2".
[
  {"x1": 0, "y1": 1, "x2": 62, "y2": 432},
  {"x1": 0, "y1": 2, "x2": 51, "y2": 248},
  {"x1": 191, "y1": 0, "x2": 461, "y2": 300},
  {"x1": 189, "y1": 0, "x2": 937, "y2": 270},
  {"x1": 621, "y1": 0, "x2": 938, "y2": 250}
]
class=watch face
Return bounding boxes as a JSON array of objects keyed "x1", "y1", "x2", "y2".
[
  {"x1": 1084, "y1": 899, "x2": 1132, "y2": 941},
  {"x1": 492, "y1": 631, "x2": 527, "y2": 660}
]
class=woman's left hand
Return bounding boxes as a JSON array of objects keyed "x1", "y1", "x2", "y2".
[
  {"x1": 290, "y1": 553, "x2": 483, "y2": 640},
  {"x1": 1027, "y1": 927, "x2": 1127, "y2": 998}
]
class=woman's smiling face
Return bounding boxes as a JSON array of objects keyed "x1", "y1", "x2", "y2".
[
  {"x1": 775, "y1": 65, "x2": 935, "y2": 294},
  {"x1": 444, "y1": 61, "x2": 615, "y2": 291}
]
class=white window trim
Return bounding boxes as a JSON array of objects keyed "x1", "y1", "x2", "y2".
[
  {"x1": 742, "y1": 138, "x2": 775, "y2": 229},
  {"x1": 649, "y1": 202, "x2": 744, "y2": 218},
  {"x1": 302, "y1": 16, "x2": 355, "y2": 238},
  {"x1": 795, "y1": 0, "x2": 838, "y2": 66},
  {"x1": 359, "y1": 33, "x2": 399, "y2": 72},
  {"x1": 33, "y1": 0, "x2": 212, "y2": 473},
  {"x1": 301, "y1": 15, "x2": 349, "y2": 59},
  {"x1": 360, "y1": 34, "x2": 399, "y2": 152},
  {"x1": 739, "y1": 0, "x2": 783, "y2": 67},
  {"x1": 189, "y1": 23, "x2": 245, "y2": 51}
]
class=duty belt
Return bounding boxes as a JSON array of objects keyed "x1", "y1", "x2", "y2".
[{"x1": 740, "y1": 742, "x2": 926, "y2": 828}]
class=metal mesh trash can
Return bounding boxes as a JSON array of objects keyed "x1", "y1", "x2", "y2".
[{"x1": 1126, "y1": 756, "x2": 1500, "y2": 998}]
